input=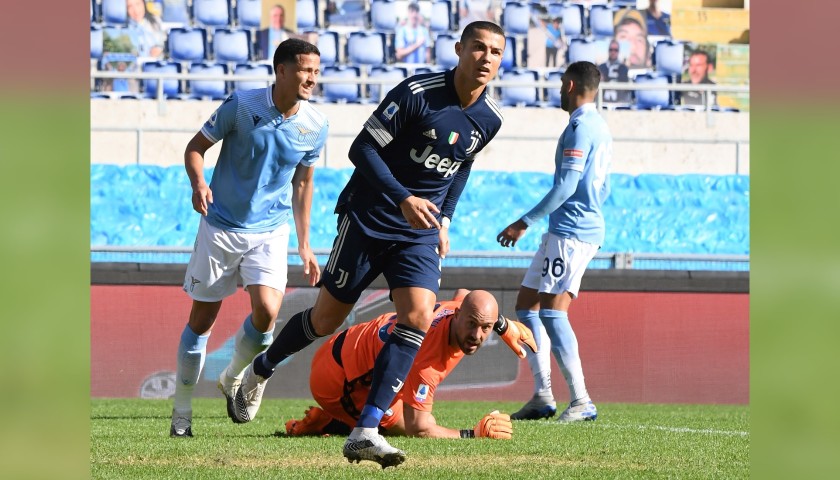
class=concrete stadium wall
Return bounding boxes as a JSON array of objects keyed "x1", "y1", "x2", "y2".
[{"x1": 91, "y1": 100, "x2": 750, "y2": 175}]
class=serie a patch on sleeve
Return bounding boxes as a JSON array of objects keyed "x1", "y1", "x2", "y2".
[{"x1": 563, "y1": 149, "x2": 584, "y2": 158}]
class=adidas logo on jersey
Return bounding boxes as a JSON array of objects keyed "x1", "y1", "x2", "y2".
[
  {"x1": 410, "y1": 145, "x2": 461, "y2": 177},
  {"x1": 422, "y1": 129, "x2": 437, "y2": 139}
]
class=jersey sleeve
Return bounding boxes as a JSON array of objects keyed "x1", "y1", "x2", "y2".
[
  {"x1": 361, "y1": 80, "x2": 424, "y2": 150},
  {"x1": 403, "y1": 363, "x2": 445, "y2": 413},
  {"x1": 200, "y1": 93, "x2": 238, "y2": 144},
  {"x1": 301, "y1": 119, "x2": 329, "y2": 167},
  {"x1": 559, "y1": 123, "x2": 592, "y2": 173}
]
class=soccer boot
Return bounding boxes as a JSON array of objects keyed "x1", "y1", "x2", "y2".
[
  {"x1": 510, "y1": 391, "x2": 557, "y2": 420},
  {"x1": 343, "y1": 428, "x2": 406, "y2": 469},
  {"x1": 286, "y1": 406, "x2": 333, "y2": 436},
  {"x1": 217, "y1": 367, "x2": 242, "y2": 423},
  {"x1": 558, "y1": 400, "x2": 598, "y2": 422},
  {"x1": 232, "y1": 363, "x2": 268, "y2": 423},
  {"x1": 170, "y1": 409, "x2": 193, "y2": 437}
]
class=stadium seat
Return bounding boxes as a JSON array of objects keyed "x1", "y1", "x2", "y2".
[
  {"x1": 142, "y1": 61, "x2": 182, "y2": 98},
  {"x1": 545, "y1": 69, "x2": 564, "y2": 107},
  {"x1": 368, "y1": 65, "x2": 408, "y2": 102},
  {"x1": 233, "y1": 63, "x2": 272, "y2": 92},
  {"x1": 101, "y1": 0, "x2": 127, "y2": 25},
  {"x1": 297, "y1": 0, "x2": 318, "y2": 30},
  {"x1": 167, "y1": 27, "x2": 208, "y2": 62},
  {"x1": 413, "y1": 65, "x2": 446, "y2": 75},
  {"x1": 320, "y1": 65, "x2": 362, "y2": 103},
  {"x1": 347, "y1": 31, "x2": 387, "y2": 66},
  {"x1": 434, "y1": 33, "x2": 459, "y2": 69},
  {"x1": 236, "y1": 0, "x2": 262, "y2": 29},
  {"x1": 502, "y1": 2, "x2": 530, "y2": 36},
  {"x1": 559, "y1": 3, "x2": 584, "y2": 37},
  {"x1": 501, "y1": 35, "x2": 517, "y2": 70},
  {"x1": 589, "y1": 5, "x2": 615, "y2": 38},
  {"x1": 192, "y1": 0, "x2": 230, "y2": 28},
  {"x1": 634, "y1": 73, "x2": 671, "y2": 109},
  {"x1": 567, "y1": 38, "x2": 600, "y2": 64},
  {"x1": 653, "y1": 40, "x2": 685, "y2": 77},
  {"x1": 313, "y1": 30, "x2": 340, "y2": 67},
  {"x1": 91, "y1": 25, "x2": 104, "y2": 59},
  {"x1": 429, "y1": 1, "x2": 452, "y2": 33},
  {"x1": 91, "y1": 0, "x2": 97, "y2": 23},
  {"x1": 161, "y1": 0, "x2": 191, "y2": 25},
  {"x1": 188, "y1": 62, "x2": 228, "y2": 99},
  {"x1": 370, "y1": 0, "x2": 398, "y2": 32},
  {"x1": 213, "y1": 28, "x2": 251, "y2": 64},
  {"x1": 501, "y1": 69, "x2": 539, "y2": 107}
]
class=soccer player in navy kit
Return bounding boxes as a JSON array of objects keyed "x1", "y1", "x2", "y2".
[
  {"x1": 169, "y1": 39, "x2": 328, "y2": 437},
  {"x1": 233, "y1": 22, "x2": 506, "y2": 467},
  {"x1": 497, "y1": 61, "x2": 613, "y2": 424}
]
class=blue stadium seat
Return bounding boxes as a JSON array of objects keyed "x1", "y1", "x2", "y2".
[
  {"x1": 501, "y1": 35, "x2": 517, "y2": 70},
  {"x1": 101, "y1": 0, "x2": 127, "y2": 25},
  {"x1": 161, "y1": 0, "x2": 191, "y2": 25},
  {"x1": 192, "y1": 0, "x2": 230, "y2": 28},
  {"x1": 429, "y1": 1, "x2": 452, "y2": 33},
  {"x1": 213, "y1": 28, "x2": 251, "y2": 64},
  {"x1": 634, "y1": 73, "x2": 671, "y2": 109},
  {"x1": 559, "y1": 3, "x2": 584, "y2": 37},
  {"x1": 347, "y1": 31, "x2": 387, "y2": 66},
  {"x1": 368, "y1": 65, "x2": 408, "y2": 102},
  {"x1": 168, "y1": 27, "x2": 208, "y2": 62},
  {"x1": 297, "y1": 0, "x2": 318, "y2": 30},
  {"x1": 320, "y1": 65, "x2": 362, "y2": 103},
  {"x1": 501, "y1": 69, "x2": 539, "y2": 107},
  {"x1": 189, "y1": 61, "x2": 228, "y2": 99},
  {"x1": 653, "y1": 40, "x2": 685, "y2": 77},
  {"x1": 502, "y1": 2, "x2": 530, "y2": 36},
  {"x1": 434, "y1": 33, "x2": 459, "y2": 69},
  {"x1": 567, "y1": 37, "x2": 599, "y2": 64},
  {"x1": 313, "y1": 30, "x2": 340, "y2": 67},
  {"x1": 91, "y1": 25, "x2": 103, "y2": 59},
  {"x1": 370, "y1": 0, "x2": 398, "y2": 32},
  {"x1": 545, "y1": 69, "x2": 564, "y2": 107},
  {"x1": 589, "y1": 4, "x2": 615, "y2": 38},
  {"x1": 236, "y1": 0, "x2": 262, "y2": 28},
  {"x1": 233, "y1": 63, "x2": 272, "y2": 91},
  {"x1": 142, "y1": 61, "x2": 182, "y2": 98},
  {"x1": 91, "y1": 0, "x2": 97, "y2": 23}
]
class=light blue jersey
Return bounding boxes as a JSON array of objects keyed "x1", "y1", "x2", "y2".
[
  {"x1": 200, "y1": 87, "x2": 329, "y2": 233},
  {"x1": 521, "y1": 103, "x2": 612, "y2": 245}
]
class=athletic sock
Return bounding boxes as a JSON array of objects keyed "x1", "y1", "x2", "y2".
[
  {"x1": 517, "y1": 309, "x2": 553, "y2": 396},
  {"x1": 224, "y1": 314, "x2": 273, "y2": 380},
  {"x1": 357, "y1": 324, "x2": 426, "y2": 428},
  {"x1": 173, "y1": 324, "x2": 210, "y2": 413},
  {"x1": 253, "y1": 308, "x2": 320, "y2": 378},
  {"x1": 539, "y1": 309, "x2": 589, "y2": 403}
]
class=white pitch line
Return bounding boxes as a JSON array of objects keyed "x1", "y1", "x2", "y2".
[{"x1": 597, "y1": 423, "x2": 749, "y2": 437}]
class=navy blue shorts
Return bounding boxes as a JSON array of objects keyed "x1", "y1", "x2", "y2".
[{"x1": 321, "y1": 214, "x2": 442, "y2": 304}]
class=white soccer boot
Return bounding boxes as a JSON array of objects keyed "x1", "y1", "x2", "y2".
[{"x1": 343, "y1": 427, "x2": 406, "y2": 469}]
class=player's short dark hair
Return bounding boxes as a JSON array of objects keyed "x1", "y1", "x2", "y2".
[
  {"x1": 408, "y1": 2, "x2": 419, "y2": 12},
  {"x1": 273, "y1": 38, "x2": 320, "y2": 69},
  {"x1": 565, "y1": 61, "x2": 601, "y2": 92},
  {"x1": 460, "y1": 21, "x2": 506, "y2": 44}
]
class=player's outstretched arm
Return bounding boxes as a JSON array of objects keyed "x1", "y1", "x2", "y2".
[
  {"x1": 403, "y1": 407, "x2": 512, "y2": 440},
  {"x1": 495, "y1": 316, "x2": 538, "y2": 358}
]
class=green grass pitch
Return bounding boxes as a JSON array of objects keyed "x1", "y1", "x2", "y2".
[{"x1": 91, "y1": 398, "x2": 749, "y2": 479}]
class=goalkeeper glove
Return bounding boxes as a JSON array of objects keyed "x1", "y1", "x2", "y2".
[
  {"x1": 495, "y1": 315, "x2": 538, "y2": 359},
  {"x1": 473, "y1": 410, "x2": 513, "y2": 439}
]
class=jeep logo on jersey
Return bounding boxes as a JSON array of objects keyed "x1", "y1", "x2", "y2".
[
  {"x1": 410, "y1": 145, "x2": 462, "y2": 177},
  {"x1": 466, "y1": 130, "x2": 481, "y2": 156}
]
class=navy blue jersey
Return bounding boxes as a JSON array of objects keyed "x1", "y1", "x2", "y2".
[{"x1": 337, "y1": 69, "x2": 504, "y2": 243}]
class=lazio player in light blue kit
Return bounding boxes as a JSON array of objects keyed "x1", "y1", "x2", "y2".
[
  {"x1": 170, "y1": 39, "x2": 329, "y2": 438},
  {"x1": 497, "y1": 61, "x2": 613, "y2": 424}
]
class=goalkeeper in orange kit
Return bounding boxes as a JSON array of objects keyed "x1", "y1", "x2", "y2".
[{"x1": 284, "y1": 289, "x2": 536, "y2": 440}]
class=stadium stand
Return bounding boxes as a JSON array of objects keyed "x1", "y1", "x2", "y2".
[
  {"x1": 429, "y1": 0, "x2": 452, "y2": 33},
  {"x1": 313, "y1": 30, "x2": 340, "y2": 67},
  {"x1": 141, "y1": 60, "x2": 182, "y2": 98},
  {"x1": 500, "y1": 68, "x2": 539, "y2": 107},
  {"x1": 634, "y1": 72, "x2": 672, "y2": 109},
  {"x1": 192, "y1": 0, "x2": 230, "y2": 29},
  {"x1": 101, "y1": 0, "x2": 127, "y2": 25},
  {"x1": 370, "y1": 0, "x2": 398, "y2": 32},
  {"x1": 368, "y1": 65, "x2": 408, "y2": 102},
  {"x1": 567, "y1": 37, "x2": 600, "y2": 64},
  {"x1": 297, "y1": 0, "x2": 319, "y2": 30},
  {"x1": 320, "y1": 65, "x2": 362, "y2": 102},
  {"x1": 589, "y1": 4, "x2": 615, "y2": 38},
  {"x1": 236, "y1": 0, "x2": 262, "y2": 29},
  {"x1": 502, "y1": 2, "x2": 530, "y2": 36},
  {"x1": 653, "y1": 39, "x2": 685, "y2": 77},
  {"x1": 544, "y1": 69, "x2": 564, "y2": 108},
  {"x1": 501, "y1": 35, "x2": 517, "y2": 70},
  {"x1": 347, "y1": 30, "x2": 388, "y2": 66},
  {"x1": 434, "y1": 33, "x2": 459, "y2": 69},
  {"x1": 91, "y1": 25, "x2": 104, "y2": 59},
  {"x1": 558, "y1": 2, "x2": 585, "y2": 37},
  {"x1": 161, "y1": 0, "x2": 191, "y2": 25}
]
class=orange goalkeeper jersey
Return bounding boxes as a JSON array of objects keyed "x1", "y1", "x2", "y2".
[{"x1": 315, "y1": 299, "x2": 465, "y2": 413}]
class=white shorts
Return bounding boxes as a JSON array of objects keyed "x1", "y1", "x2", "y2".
[
  {"x1": 521, "y1": 232, "x2": 599, "y2": 298},
  {"x1": 183, "y1": 217, "x2": 290, "y2": 302}
]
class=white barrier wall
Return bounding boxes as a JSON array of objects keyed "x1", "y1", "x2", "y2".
[{"x1": 91, "y1": 100, "x2": 749, "y2": 175}]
